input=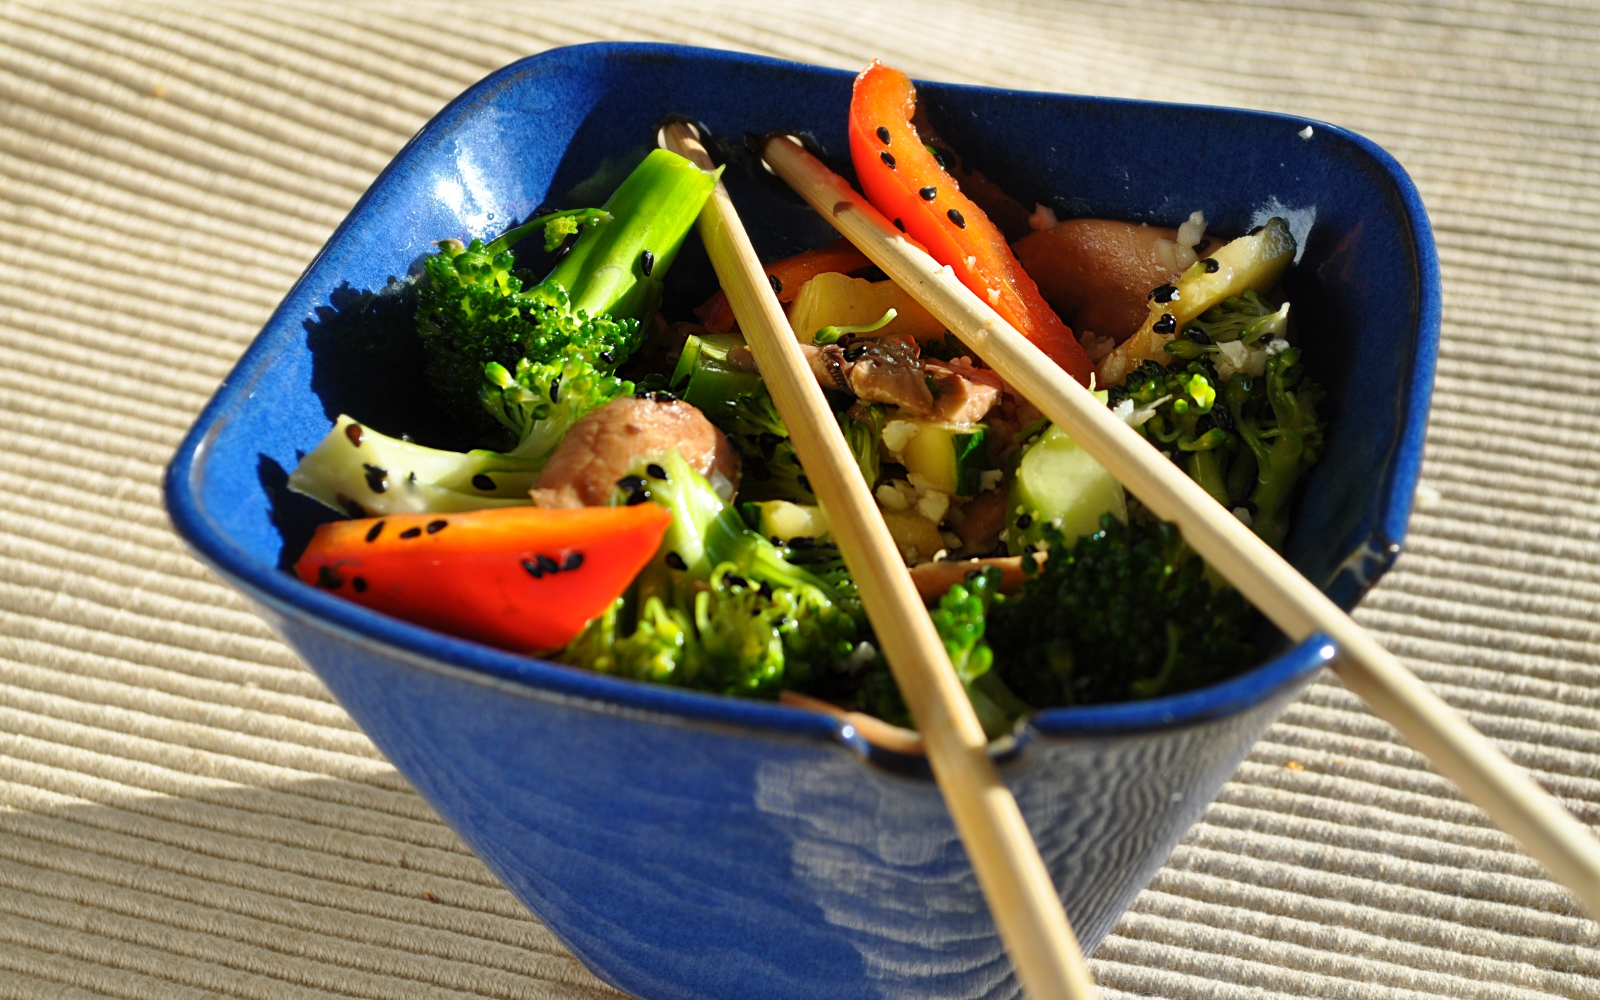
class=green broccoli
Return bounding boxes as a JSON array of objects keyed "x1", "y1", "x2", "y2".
[
  {"x1": 289, "y1": 150, "x2": 717, "y2": 518},
  {"x1": 702, "y1": 389, "x2": 884, "y2": 504},
  {"x1": 286, "y1": 353, "x2": 629, "y2": 517},
  {"x1": 560, "y1": 448, "x2": 862, "y2": 697},
  {"x1": 415, "y1": 149, "x2": 719, "y2": 446},
  {"x1": 988, "y1": 517, "x2": 1258, "y2": 707},
  {"x1": 853, "y1": 567, "x2": 1031, "y2": 739},
  {"x1": 1111, "y1": 296, "x2": 1326, "y2": 549},
  {"x1": 1224, "y1": 347, "x2": 1326, "y2": 549}
]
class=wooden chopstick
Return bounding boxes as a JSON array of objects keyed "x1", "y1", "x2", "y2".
[
  {"x1": 762, "y1": 133, "x2": 1600, "y2": 918},
  {"x1": 658, "y1": 122, "x2": 1099, "y2": 1000}
]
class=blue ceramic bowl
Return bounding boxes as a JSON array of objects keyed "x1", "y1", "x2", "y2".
[{"x1": 166, "y1": 43, "x2": 1438, "y2": 1000}]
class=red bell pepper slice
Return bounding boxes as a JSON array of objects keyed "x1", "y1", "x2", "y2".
[
  {"x1": 694, "y1": 238, "x2": 875, "y2": 332},
  {"x1": 848, "y1": 60, "x2": 1094, "y2": 384},
  {"x1": 294, "y1": 505, "x2": 671, "y2": 653}
]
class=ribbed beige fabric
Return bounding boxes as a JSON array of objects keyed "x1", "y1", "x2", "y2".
[{"x1": 1, "y1": 1, "x2": 1597, "y2": 997}]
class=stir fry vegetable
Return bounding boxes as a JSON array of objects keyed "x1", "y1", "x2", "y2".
[
  {"x1": 294, "y1": 505, "x2": 671, "y2": 651},
  {"x1": 287, "y1": 65, "x2": 1333, "y2": 736},
  {"x1": 848, "y1": 61, "x2": 1095, "y2": 384}
]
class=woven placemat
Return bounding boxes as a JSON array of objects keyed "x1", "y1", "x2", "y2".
[{"x1": 2, "y1": 1, "x2": 1598, "y2": 997}]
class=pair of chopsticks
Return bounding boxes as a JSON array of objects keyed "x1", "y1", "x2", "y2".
[{"x1": 660, "y1": 122, "x2": 1099, "y2": 1000}]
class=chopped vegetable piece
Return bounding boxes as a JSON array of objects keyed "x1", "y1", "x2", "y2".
[
  {"x1": 899, "y1": 420, "x2": 988, "y2": 496},
  {"x1": 786, "y1": 272, "x2": 945, "y2": 343},
  {"x1": 849, "y1": 60, "x2": 1094, "y2": 383},
  {"x1": 746, "y1": 499, "x2": 831, "y2": 542},
  {"x1": 671, "y1": 332, "x2": 765, "y2": 409},
  {"x1": 1006, "y1": 424, "x2": 1126, "y2": 554},
  {"x1": 1099, "y1": 217, "x2": 1295, "y2": 385},
  {"x1": 294, "y1": 505, "x2": 672, "y2": 652},
  {"x1": 695, "y1": 238, "x2": 875, "y2": 332},
  {"x1": 288, "y1": 414, "x2": 540, "y2": 516}
]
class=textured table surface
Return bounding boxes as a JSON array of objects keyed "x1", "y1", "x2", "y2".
[{"x1": 2, "y1": 1, "x2": 1599, "y2": 997}]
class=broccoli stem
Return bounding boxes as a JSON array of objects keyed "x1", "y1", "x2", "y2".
[
  {"x1": 539, "y1": 149, "x2": 722, "y2": 324},
  {"x1": 483, "y1": 207, "x2": 612, "y2": 256},
  {"x1": 1185, "y1": 449, "x2": 1231, "y2": 507}
]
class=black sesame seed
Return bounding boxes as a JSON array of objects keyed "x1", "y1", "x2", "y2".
[
  {"x1": 472, "y1": 473, "x2": 496, "y2": 491},
  {"x1": 600, "y1": 350, "x2": 616, "y2": 364},
  {"x1": 549, "y1": 377, "x2": 561, "y2": 404},
  {"x1": 1240, "y1": 500, "x2": 1259, "y2": 515},
  {"x1": 315, "y1": 565, "x2": 343, "y2": 589},
  {"x1": 919, "y1": 186, "x2": 937, "y2": 200},
  {"x1": 426, "y1": 519, "x2": 447, "y2": 534},
  {"x1": 1194, "y1": 239, "x2": 1211, "y2": 253},
  {"x1": 645, "y1": 463, "x2": 668, "y2": 481},
  {"x1": 757, "y1": 432, "x2": 782, "y2": 459},
  {"x1": 893, "y1": 218, "x2": 905, "y2": 232},
  {"x1": 1185, "y1": 326, "x2": 1211, "y2": 345},
  {"x1": 876, "y1": 125, "x2": 891, "y2": 144},
  {"x1": 1016, "y1": 513, "x2": 1033, "y2": 529},
  {"x1": 563, "y1": 552, "x2": 584, "y2": 571},
  {"x1": 521, "y1": 559, "x2": 545, "y2": 579},
  {"x1": 768, "y1": 274, "x2": 782, "y2": 295},
  {"x1": 338, "y1": 495, "x2": 367, "y2": 519},
  {"x1": 758, "y1": 581, "x2": 773, "y2": 599},
  {"x1": 665, "y1": 552, "x2": 688, "y2": 571},
  {"x1": 1194, "y1": 415, "x2": 1215, "y2": 435},
  {"x1": 352, "y1": 576, "x2": 368, "y2": 593},
  {"x1": 880, "y1": 150, "x2": 896, "y2": 169},
  {"x1": 788, "y1": 536, "x2": 817, "y2": 549},
  {"x1": 947, "y1": 208, "x2": 965, "y2": 228},
  {"x1": 724, "y1": 573, "x2": 749, "y2": 590},
  {"x1": 1203, "y1": 258, "x2": 1220, "y2": 273},
  {"x1": 536, "y1": 554, "x2": 561, "y2": 575},
  {"x1": 625, "y1": 491, "x2": 650, "y2": 506},
  {"x1": 363, "y1": 464, "x2": 388, "y2": 494},
  {"x1": 1153, "y1": 313, "x2": 1177, "y2": 334},
  {"x1": 640, "y1": 248, "x2": 655, "y2": 277},
  {"x1": 1211, "y1": 406, "x2": 1234, "y2": 431},
  {"x1": 1149, "y1": 283, "x2": 1179, "y2": 304},
  {"x1": 616, "y1": 475, "x2": 646, "y2": 492},
  {"x1": 399, "y1": 526, "x2": 422, "y2": 539},
  {"x1": 843, "y1": 345, "x2": 868, "y2": 362},
  {"x1": 365, "y1": 521, "x2": 385, "y2": 543},
  {"x1": 345, "y1": 423, "x2": 364, "y2": 447}
]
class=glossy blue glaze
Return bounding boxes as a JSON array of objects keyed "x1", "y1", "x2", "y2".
[{"x1": 165, "y1": 43, "x2": 1439, "y2": 1000}]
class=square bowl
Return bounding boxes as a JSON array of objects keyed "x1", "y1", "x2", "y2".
[{"x1": 165, "y1": 42, "x2": 1439, "y2": 1000}]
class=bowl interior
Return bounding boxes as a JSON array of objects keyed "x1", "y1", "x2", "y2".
[{"x1": 168, "y1": 42, "x2": 1437, "y2": 735}]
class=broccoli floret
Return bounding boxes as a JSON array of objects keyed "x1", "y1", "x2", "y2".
[
  {"x1": 1224, "y1": 347, "x2": 1326, "y2": 549},
  {"x1": 286, "y1": 414, "x2": 543, "y2": 517},
  {"x1": 1112, "y1": 359, "x2": 1233, "y2": 507},
  {"x1": 1111, "y1": 306, "x2": 1326, "y2": 549},
  {"x1": 416, "y1": 149, "x2": 719, "y2": 446},
  {"x1": 988, "y1": 517, "x2": 1258, "y2": 706},
  {"x1": 560, "y1": 448, "x2": 861, "y2": 697},
  {"x1": 853, "y1": 567, "x2": 1031, "y2": 739},
  {"x1": 288, "y1": 353, "x2": 629, "y2": 517},
  {"x1": 704, "y1": 390, "x2": 885, "y2": 503},
  {"x1": 480, "y1": 354, "x2": 634, "y2": 464}
]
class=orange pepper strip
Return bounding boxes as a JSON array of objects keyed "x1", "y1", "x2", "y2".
[
  {"x1": 848, "y1": 60, "x2": 1094, "y2": 385},
  {"x1": 294, "y1": 505, "x2": 671, "y2": 653},
  {"x1": 693, "y1": 238, "x2": 875, "y2": 333}
]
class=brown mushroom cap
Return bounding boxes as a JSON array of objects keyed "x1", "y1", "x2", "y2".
[{"x1": 529, "y1": 396, "x2": 740, "y2": 509}]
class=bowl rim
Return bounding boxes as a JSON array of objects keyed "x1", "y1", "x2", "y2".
[{"x1": 163, "y1": 41, "x2": 1440, "y2": 750}]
